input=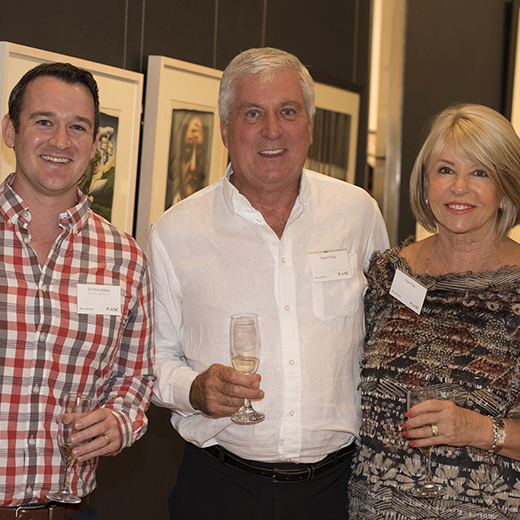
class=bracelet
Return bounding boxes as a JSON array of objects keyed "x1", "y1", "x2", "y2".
[{"x1": 487, "y1": 417, "x2": 506, "y2": 456}]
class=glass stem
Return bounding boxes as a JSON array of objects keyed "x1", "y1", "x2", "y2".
[
  {"x1": 61, "y1": 463, "x2": 74, "y2": 494},
  {"x1": 242, "y1": 398, "x2": 252, "y2": 409},
  {"x1": 423, "y1": 451, "x2": 433, "y2": 485}
]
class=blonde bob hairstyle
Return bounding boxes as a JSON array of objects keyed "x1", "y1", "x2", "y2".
[{"x1": 410, "y1": 103, "x2": 520, "y2": 237}]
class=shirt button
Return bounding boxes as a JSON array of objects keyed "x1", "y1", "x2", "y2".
[
  {"x1": 41, "y1": 285, "x2": 47, "y2": 292},
  {"x1": 23, "y1": 236, "x2": 30, "y2": 244},
  {"x1": 39, "y1": 333, "x2": 46, "y2": 341},
  {"x1": 281, "y1": 257, "x2": 287, "y2": 263},
  {"x1": 285, "y1": 305, "x2": 291, "y2": 311},
  {"x1": 28, "y1": 438, "x2": 36, "y2": 446},
  {"x1": 289, "y1": 410, "x2": 295, "y2": 417},
  {"x1": 26, "y1": 487, "x2": 32, "y2": 494},
  {"x1": 22, "y1": 211, "x2": 29, "y2": 219},
  {"x1": 254, "y1": 219, "x2": 262, "y2": 225},
  {"x1": 289, "y1": 359, "x2": 295, "y2": 366},
  {"x1": 33, "y1": 385, "x2": 40, "y2": 394}
]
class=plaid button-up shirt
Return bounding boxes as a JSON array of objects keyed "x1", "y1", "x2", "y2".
[{"x1": 0, "y1": 173, "x2": 154, "y2": 506}]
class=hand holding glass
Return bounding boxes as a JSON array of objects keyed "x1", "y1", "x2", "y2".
[
  {"x1": 47, "y1": 394, "x2": 94, "y2": 504},
  {"x1": 230, "y1": 313, "x2": 265, "y2": 424},
  {"x1": 407, "y1": 386, "x2": 448, "y2": 499}
]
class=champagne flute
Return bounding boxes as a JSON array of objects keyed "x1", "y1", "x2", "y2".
[
  {"x1": 407, "y1": 386, "x2": 447, "y2": 499},
  {"x1": 47, "y1": 394, "x2": 94, "y2": 504},
  {"x1": 230, "y1": 313, "x2": 265, "y2": 424}
]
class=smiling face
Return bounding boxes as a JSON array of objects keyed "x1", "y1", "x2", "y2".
[
  {"x1": 2, "y1": 76, "x2": 99, "y2": 204},
  {"x1": 427, "y1": 147, "x2": 506, "y2": 240},
  {"x1": 220, "y1": 69, "x2": 313, "y2": 198}
]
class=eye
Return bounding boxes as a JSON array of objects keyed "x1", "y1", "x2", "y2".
[
  {"x1": 472, "y1": 169, "x2": 488, "y2": 178},
  {"x1": 438, "y1": 166, "x2": 453, "y2": 174},
  {"x1": 246, "y1": 110, "x2": 260, "y2": 118},
  {"x1": 71, "y1": 124, "x2": 88, "y2": 132},
  {"x1": 282, "y1": 108, "x2": 295, "y2": 116},
  {"x1": 36, "y1": 119, "x2": 51, "y2": 127}
]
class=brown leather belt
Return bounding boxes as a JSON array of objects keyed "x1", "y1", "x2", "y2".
[
  {"x1": 0, "y1": 496, "x2": 89, "y2": 520},
  {"x1": 202, "y1": 442, "x2": 357, "y2": 482}
]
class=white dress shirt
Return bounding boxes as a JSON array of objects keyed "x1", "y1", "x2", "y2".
[{"x1": 146, "y1": 167, "x2": 389, "y2": 463}]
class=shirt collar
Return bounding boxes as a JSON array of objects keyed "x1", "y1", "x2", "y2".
[
  {"x1": 222, "y1": 164, "x2": 309, "y2": 216},
  {"x1": 0, "y1": 172, "x2": 90, "y2": 234}
]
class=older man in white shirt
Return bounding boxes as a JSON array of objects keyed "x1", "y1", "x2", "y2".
[{"x1": 147, "y1": 47, "x2": 389, "y2": 520}]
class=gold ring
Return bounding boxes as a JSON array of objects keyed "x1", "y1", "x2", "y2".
[
  {"x1": 103, "y1": 434, "x2": 110, "y2": 445},
  {"x1": 431, "y1": 425, "x2": 439, "y2": 437}
]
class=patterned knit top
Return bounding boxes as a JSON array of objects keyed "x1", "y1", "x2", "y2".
[{"x1": 349, "y1": 246, "x2": 520, "y2": 520}]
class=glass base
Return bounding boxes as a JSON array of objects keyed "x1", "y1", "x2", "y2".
[
  {"x1": 412, "y1": 483, "x2": 447, "y2": 499},
  {"x1": 46, "y1": 492, "x2": 82, "y2": 504},
  {"x1": 231, "y1": 408, "x2": 265, "y2": 424}
]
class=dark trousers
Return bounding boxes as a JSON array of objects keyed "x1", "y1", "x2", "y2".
[{"x1": 169, "y1": 443, "x2": 352, "y2": 520}]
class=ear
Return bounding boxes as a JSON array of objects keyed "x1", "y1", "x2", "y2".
[
  {"x1": 2, "y1": 115, "x2": 15, "y2": 149},
  {"x1": 89, "y1": 128, "x2": 101, "y2": 160},
  {"x1": 220, "y1": 120, "x2": 229, "y2": 150},
  {"x1": 308, "y1": 117, "x2": 314, "y2": 147}
]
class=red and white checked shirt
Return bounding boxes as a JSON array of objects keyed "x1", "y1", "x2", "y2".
[{"x1": 0, "y1": 173, "x2": 154, "y2": 506}]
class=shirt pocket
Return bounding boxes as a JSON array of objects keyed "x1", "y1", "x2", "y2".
[{"x1": 311, "y1": 253, "x2": 365, "y2": 321}]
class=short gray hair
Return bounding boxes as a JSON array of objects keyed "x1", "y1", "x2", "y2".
[{"x1": 218, "y1": 47, "x2": 315, "y2": 125}]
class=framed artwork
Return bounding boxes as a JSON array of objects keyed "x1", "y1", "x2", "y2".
[
  {"x1": 135, "y1": 56, "x2": 228, "y2": 246},
  {"x1": 0, "y1": 41, "x2": 143, "y2": 235},
  {"x1": 306, "y1": 81, "x2": 361, "y2": 185}
]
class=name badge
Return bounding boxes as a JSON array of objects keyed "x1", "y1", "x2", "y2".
[
  {"x1": 389, "y1": 269, "x2": 427, "y2": 315},
  {"x1": 308, "y1": 249, "x2": 351, "y2": 282},
  {"x1": 77, "y1": 284, "x2": 121, "y2": 316}
]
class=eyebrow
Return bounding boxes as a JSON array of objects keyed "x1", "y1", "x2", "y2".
[
  {"x1": 237, "y1": 100, "x2": 304, "y2": 111},
  {"x1": 29, "y1": 111, "x2": 93, "y2": 129}
]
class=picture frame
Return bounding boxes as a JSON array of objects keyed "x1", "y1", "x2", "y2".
[
  {"x1": 0, "y1": 41, "x2": 143, "y2": 235},
  {"x1": 307, "y1": 80, "x2": 361, "y2": 185},
  {"x1": 135, "y1": 56, "x2": 228, "y2": 246}
]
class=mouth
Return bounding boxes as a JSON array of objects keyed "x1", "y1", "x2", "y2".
[
  {"x1": 259, "y1": 148, "x2": 286, "y2": 157},
  {"x1": 41, "y1": 155, "x2": 71, "y2": 163},
  {"x1": 446, "y1": 203, "x2": 474, "y2": 210}
]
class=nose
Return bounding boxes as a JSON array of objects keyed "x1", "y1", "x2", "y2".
[
  {"x1": 451, "y1": 174, "x2": 469, "y2": 194},
  {"x1": 188, "y1": 144, "x2": 197, "y2": 171},
  {"x1": 261, "y1": 112, "x2": 283, "y2": 140},
  {"x1": 49, "y1": 125, "x2": 71, "y2": 150}
]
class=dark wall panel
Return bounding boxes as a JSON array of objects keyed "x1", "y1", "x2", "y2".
[
  {"x1": 1, "y1": 1, "x2": 128, "y2": 68},
  {"x1": 216, "y1": 0, "x2": 265, "y2": 70},
  {"x1": 398, "y1": 0, "x2": 510, "y2": 242}
]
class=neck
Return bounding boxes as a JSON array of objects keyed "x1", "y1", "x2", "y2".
[{"x1": 230, "y1": 173, "x2": 300, "y2": 239}]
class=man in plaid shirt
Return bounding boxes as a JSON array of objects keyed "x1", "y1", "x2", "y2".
[{"x1": 0, "y1": 62, "x2": 154, "y2": 519}]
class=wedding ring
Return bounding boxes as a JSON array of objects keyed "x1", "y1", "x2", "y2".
[
  {"x1": 103, "y1": 434, "x2": 111, "y2": 445},
  {"x1": 431, "y1": 425, "x2": 439, "y2": 437}
]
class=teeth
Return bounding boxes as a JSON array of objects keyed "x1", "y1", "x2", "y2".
[
  {"x1": 41, "y1": 155, "x2": 70, "y2": 163},
  {"x1": 447, "y1": 204, "x2": 472, "y2": 210},
  {"x1": 260, "y1": 149, "x2": 284, "y2": 155}
]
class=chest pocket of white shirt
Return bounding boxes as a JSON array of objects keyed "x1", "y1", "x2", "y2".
[{"x1": 311, "y1": 253, "x2": 364, "y2": 321}]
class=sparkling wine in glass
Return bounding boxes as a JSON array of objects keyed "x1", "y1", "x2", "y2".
[
  {"x1": 230, "y1": 313, "x2": 265, "y2": 424},
  {"x1": 407, "y1": 386, "x2": 447, "y2": 499},
  {"x1": 47, "y1": 394, "x2": 94, "y2": 504}
]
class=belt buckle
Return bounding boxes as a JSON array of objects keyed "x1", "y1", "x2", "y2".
[{"x1": 15, "y1": 503, "x2": 55, "y2": 520}]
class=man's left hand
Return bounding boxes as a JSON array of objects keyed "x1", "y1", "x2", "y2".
[{"x1": 70, "y1": 408, "x2": 122, "y2": 461}]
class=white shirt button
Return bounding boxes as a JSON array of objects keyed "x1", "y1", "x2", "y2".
[
  {"x1": 33, "y1": 385, "x2": 40, "y2": 394},
  {"x1": 281, "y1": 257, "x2": 287, "y2": 263},
  {"x1": 255, "y1": 219, "x2": 262, "y2": 225},
  {"x1": 23, "y1": 236, "x2": 30, "y2": 244},
  {"x1": 41, "y1": 285, "x2": 47, "y2": 292},
  {"x1": 289, "y1": 410, "x2": 295, "y2": 417},
  {"x1": 39, "y1": 333, "x2": 46, "y2": 341},
  {"x1": 28, "y1": 438, "x2": 36, "y2": 446},
  {"x1": 26, "y1": 487, "x2": 32, "y2": 494},
  {"x1": 289, "y1": 359, "x2": 295, "y2": 366},
  {"x1": 285, "y1": 305, "x2": 291, "y2": 311}
]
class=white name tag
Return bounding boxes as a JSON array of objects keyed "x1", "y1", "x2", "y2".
[
  {"x1": 308, "y1": 249, "x2": 351, "y2": 282},
  {"x1": 77, "y1": 284, "x2": 122, "y2": 316},
  {"x1": 389, "y1": 269, "x2": 427, "y2": 315}
]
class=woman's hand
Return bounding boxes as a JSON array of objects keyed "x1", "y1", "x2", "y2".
[{"x1": 403, "y1": 399, "x2": 493, "y2": 451}]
